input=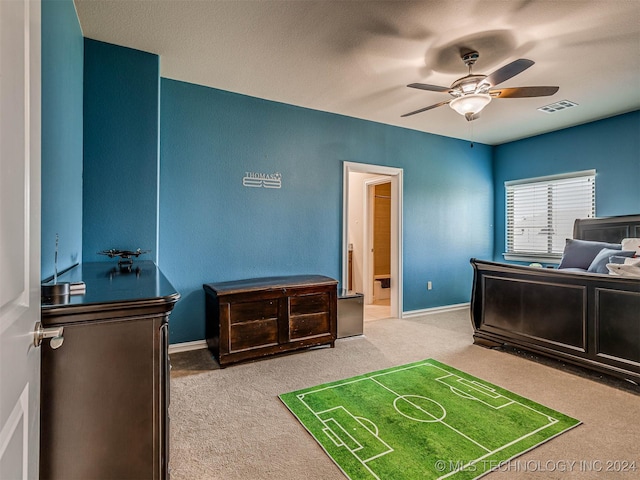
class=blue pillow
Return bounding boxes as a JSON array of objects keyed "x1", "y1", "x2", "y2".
[
  {"x1": 609, "y1": 255, "x2": 634, "y2": 265},
  {"x1": 558, "y1": 239, "x2": 621, "y2": 270},
  {"x1": 587, "y1": 249, "x2": 635, "y2": 274}
]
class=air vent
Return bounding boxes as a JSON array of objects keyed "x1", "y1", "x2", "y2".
[{"x1": 538, "y1": 100, "x2": 579, "y2": 114}]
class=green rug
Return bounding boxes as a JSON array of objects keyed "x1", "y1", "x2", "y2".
[{"x1": 279, "y1": 359, "x2": 580, "y2": 480}]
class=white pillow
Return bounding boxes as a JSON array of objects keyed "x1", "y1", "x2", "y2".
[
  {"x1": 621, "y1": 238, "x2": 640, "y2": 255},
  {"x1": 607, "y1": 258, "x2": 640, "y2": 276}
]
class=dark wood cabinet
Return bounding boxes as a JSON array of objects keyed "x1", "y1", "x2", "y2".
[
  {"x1": 204, "y1": 275, "x2": 337, "y2": 367},
  {"x1": 40, "y1": 261, "x2": 179, "y2": 480}
]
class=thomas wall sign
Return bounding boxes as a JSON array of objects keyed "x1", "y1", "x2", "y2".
[{"x1": 242, "y1": 172, "x2": 282, "y2": 189}]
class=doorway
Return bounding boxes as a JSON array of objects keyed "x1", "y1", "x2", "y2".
[
  {"x1": 342, "y1": 162, "x2": 403, "y2": 321},
  {"x1": 367, "y1": 179, "x2": 391, "y2": 319}
]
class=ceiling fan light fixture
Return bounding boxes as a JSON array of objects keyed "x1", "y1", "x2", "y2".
[
  {"x1": 403, "y1": 52, "x2": 558, "y2": 123},
  {"x1": 449, "y1": 93, "x2": 491, "y2": 120}
]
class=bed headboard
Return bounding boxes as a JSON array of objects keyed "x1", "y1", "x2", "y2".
[{"x1": 573, "y1": 214, "x2": 640, "y2": 243}]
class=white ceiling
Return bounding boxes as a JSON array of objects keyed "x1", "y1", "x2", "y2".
[{"x1": 74, "y1": 0, "x2": 640, "y2": 145}]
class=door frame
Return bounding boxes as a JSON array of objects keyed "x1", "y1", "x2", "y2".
[{"x1": 342, "y1": 162, "x2": 403, "y2": 318}]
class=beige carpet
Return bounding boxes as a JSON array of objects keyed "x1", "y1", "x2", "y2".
[{"x1": 169, "y1": 309, "x2": 639, "y2": 479}]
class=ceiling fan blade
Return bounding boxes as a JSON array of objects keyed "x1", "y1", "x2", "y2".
[
  {"x1": 490, "y1": 86, "x2": 559, "y2": 98},
  {"x1": 401, "y1": 99, "x2": 451, "y2": 117},
  {"x1": 407, "y1": 83, "x2": 450, "y2": 93},
  {"x1": 485, "y1": 59, "x2": 534, "y2": 86}
]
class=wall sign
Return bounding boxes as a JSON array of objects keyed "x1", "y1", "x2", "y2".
[{"x1": 242, "y1": 172, "x2": 282, "y2": 189}]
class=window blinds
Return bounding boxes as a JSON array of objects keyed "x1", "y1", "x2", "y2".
[{"x1": 506, "y1": 170, "x2": 595, "y2": 256}]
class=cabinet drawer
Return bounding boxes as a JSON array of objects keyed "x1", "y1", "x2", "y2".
[
  {"x1": 289, "y1": 293, "x2": 330, "y2": 316},
  {"x1": 230, "y1": 318, "x2": 279, "y2": 352},
  {"x1": 289, "y1": 312, "x2": 331, "y2": 340},
  {"x1": 228, "y1": 299, "x2": 278, "y2": 324}
]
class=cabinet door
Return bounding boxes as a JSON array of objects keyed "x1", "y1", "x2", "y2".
[
  {"x1": 288, "y1": 291, "x2": 333, "y2": 341},
  {"x1": 40, "y1": 317, "x2": 163, "y2": 479},
  {"x1": 225, "y1": 298, "x2": 280, "y2": 353}
]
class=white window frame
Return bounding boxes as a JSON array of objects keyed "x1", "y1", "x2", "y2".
[{"x1": 503, "y1": 170, "x2": 596, "y2": 263}]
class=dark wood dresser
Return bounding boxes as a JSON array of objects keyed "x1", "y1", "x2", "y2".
[
  {"x1": 40, "y1": 261, "x2": 180, "y2": 480},
  {"x1": 204, "y1": 275, "x2": 337, "y2": 367}
]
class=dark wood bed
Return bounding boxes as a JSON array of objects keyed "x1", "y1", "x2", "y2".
[{"x1": 470, "y1": 214, "x2": 640, "y2": 384}]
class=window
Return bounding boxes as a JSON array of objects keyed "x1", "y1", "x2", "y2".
[{"x1": 505, "y1": 170, "x2": 595, "y2": 261}]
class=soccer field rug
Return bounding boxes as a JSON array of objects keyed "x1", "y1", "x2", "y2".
[{"x1": 279, "y1": 359, "x2": 580, "y2": 480}]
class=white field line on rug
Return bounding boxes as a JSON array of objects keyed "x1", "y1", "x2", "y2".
[
  {"x1": 370, "y1": 376, "x2": 492, "y2": 453},
  {"x1": 294, "y1": 361, "x2": 563, "y2": 480},
  {"x1": 319, "y1": 406, "x2": 394, "y2": 462}
]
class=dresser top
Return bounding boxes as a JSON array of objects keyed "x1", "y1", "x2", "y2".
[
  {"x1": 204, "y1": 274, "x2": 337, "y2": 296},
  {"x1": 42, "y1": 261, "x2": 180, "y2": 313}
]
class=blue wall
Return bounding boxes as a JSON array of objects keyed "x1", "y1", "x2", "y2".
[
  {"x1": 41, "y1": 0, "x2": 84, "y2": 279},
  {"x1": 493, "y1": 111, "x2": 640, "y2": 260},
  {"x1": 159, "y1": 79, "x2": 494, "y2": 343},
  {"x1": 43, "y1": 18, "x2": 637, "y2": 345},
  {"x1": 82, "y1": 39, "x2": 160, "y2": 262}
]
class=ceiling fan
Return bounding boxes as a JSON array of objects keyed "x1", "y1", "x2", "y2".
[{"x1": 402, "y1": 51, "x2": 559, "y2": 121}]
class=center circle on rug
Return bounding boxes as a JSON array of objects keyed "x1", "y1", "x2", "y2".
[{"x1": 393, "y1": 395, "x2": 446, "y2": 423}]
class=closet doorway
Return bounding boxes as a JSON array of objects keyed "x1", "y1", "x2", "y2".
[
  {"x1": 342, "y1": 162, "x2": 403, "y2": 321},
  {"x1": 368, "y1": 179, "x2": 391, "y2": 316}
]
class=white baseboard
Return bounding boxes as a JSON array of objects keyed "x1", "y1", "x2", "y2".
[
  {"x1": 168, "y1": 339, "x2": 208, "y2": 354},
  {"x1": 402, "y1": 302, "x2": 470, "y2": 318}
]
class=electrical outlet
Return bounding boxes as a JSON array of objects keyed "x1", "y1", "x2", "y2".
[{"x1": 427, "y1": 281, "x2": 432, "y2": 290}]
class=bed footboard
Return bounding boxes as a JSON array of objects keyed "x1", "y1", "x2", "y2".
[{"x1": 470, "y1": 258, "x2": 640, "y2": 384}]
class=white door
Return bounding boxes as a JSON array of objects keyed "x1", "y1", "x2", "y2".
[{"x1": 0, "y1": 0, "x2": 42, "y2": 478}]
